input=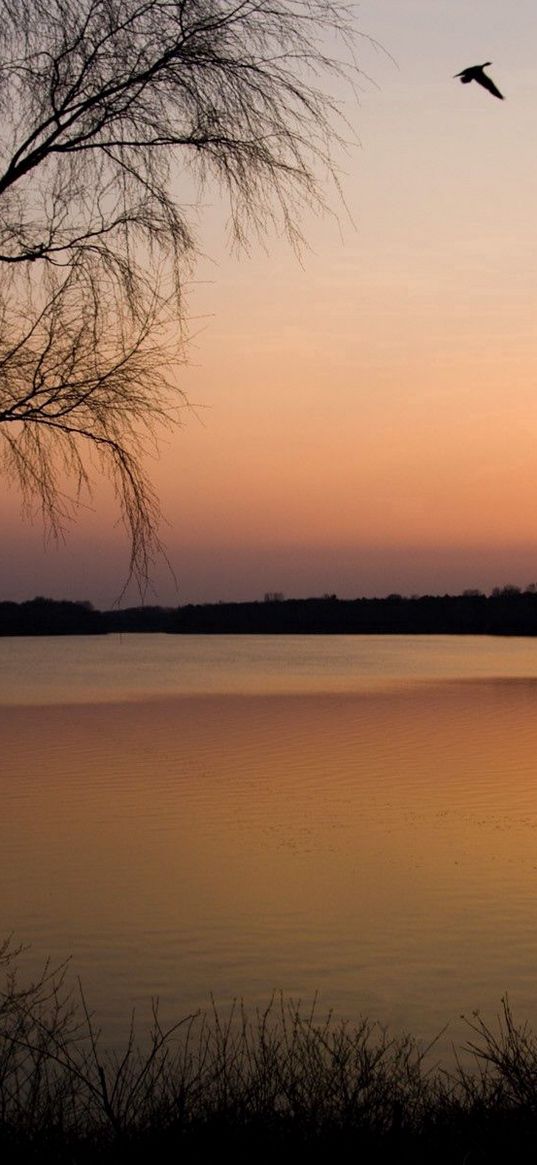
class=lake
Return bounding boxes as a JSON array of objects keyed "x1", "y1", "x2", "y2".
[{"x1": 2, "y1": 633, "x2": 537, "y2": 1061}]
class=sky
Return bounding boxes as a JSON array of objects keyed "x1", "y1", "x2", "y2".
[{"x1": 2, "y1": 0, "x2": 537, "y2": 607}]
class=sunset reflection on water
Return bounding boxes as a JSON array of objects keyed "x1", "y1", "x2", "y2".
[{"x1": 2, "y1": 638, "x2": 537, "y2": 1061}]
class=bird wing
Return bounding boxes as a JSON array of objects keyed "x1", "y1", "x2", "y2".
[{"x1": 476, "y1": 72, "x2": 504, "y2": 99}]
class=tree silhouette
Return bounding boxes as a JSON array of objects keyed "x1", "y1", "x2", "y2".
[{"x1": 0, "y1": 0, "x2": 359, "y2": 592}]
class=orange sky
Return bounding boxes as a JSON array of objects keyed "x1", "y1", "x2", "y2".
[{"x1": 2, "y1": 0, "x2": 537, "y2": 605}]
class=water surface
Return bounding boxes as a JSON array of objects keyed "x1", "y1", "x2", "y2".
[{"x1": 2, "y1": 634, "x2": 537, "y2": 1060}]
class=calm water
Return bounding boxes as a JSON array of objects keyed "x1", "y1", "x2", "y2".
[{"x1": 2, "y1": 634, "x2": 537, "y2": 1060}]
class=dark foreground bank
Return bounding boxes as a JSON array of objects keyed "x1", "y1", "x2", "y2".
[
  {"x1": 3, "y1": 586, "x2": 537, "y2": 635},
  {"x1": 2, "y1": 943, "x2": 537, "y2": 1163}
]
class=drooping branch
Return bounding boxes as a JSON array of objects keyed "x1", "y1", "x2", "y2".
[
  {"x1": 0, "y1": 0, "x2": 364, "y2": 593},
  {"x1": 0, "y1": 1, "x2": 359, "y2": 269},
  {"x1": 0, "y1": 258, "x2": 185, "y2": 593}
]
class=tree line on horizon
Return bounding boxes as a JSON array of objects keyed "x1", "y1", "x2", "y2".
[{"x1": 2, "y1": 586, "x2": 537, "y2": 635}]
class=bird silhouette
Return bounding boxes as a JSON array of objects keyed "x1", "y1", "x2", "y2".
[{"x1": 454, "y1": 63, "x2": 504, "y2": 100}]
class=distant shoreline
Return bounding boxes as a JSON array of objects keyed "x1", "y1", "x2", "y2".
[{"x1": 2, "y1": 589, "x2": 537, "y2": 636}]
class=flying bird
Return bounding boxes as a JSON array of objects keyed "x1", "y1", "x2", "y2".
[{"x1": 454, "y1": 63, "x2": 504, "y2": 100}]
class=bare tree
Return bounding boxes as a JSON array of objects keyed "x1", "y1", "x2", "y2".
[{"x1": 0, "y1": 0, "x2": 360, "y2": 593}]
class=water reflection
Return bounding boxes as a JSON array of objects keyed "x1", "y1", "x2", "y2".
[
  {"x1": 3, "y1": 633, "x2": 537, "y2": 704},
  {"x1": 3, "y1": 670, "x2": 537, "y2": 1059}
]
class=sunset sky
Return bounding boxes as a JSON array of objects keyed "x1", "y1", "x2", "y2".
[{"x1": 2, "y1": 0, "x2": 537, "y2": 607}]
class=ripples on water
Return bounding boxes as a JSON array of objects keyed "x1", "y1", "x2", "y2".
[{"x1": 2, "y1": 635, "x2": 537, "y2": 1060}]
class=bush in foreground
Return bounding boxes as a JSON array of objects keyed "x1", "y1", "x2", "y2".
[{"x1": 2, "y1": 939, "x2": 537, "y2": 1162}]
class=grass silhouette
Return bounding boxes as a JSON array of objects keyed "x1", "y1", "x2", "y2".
[{"x1": 2, "y1": 938, "x2": 537, "y2": 1162}]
